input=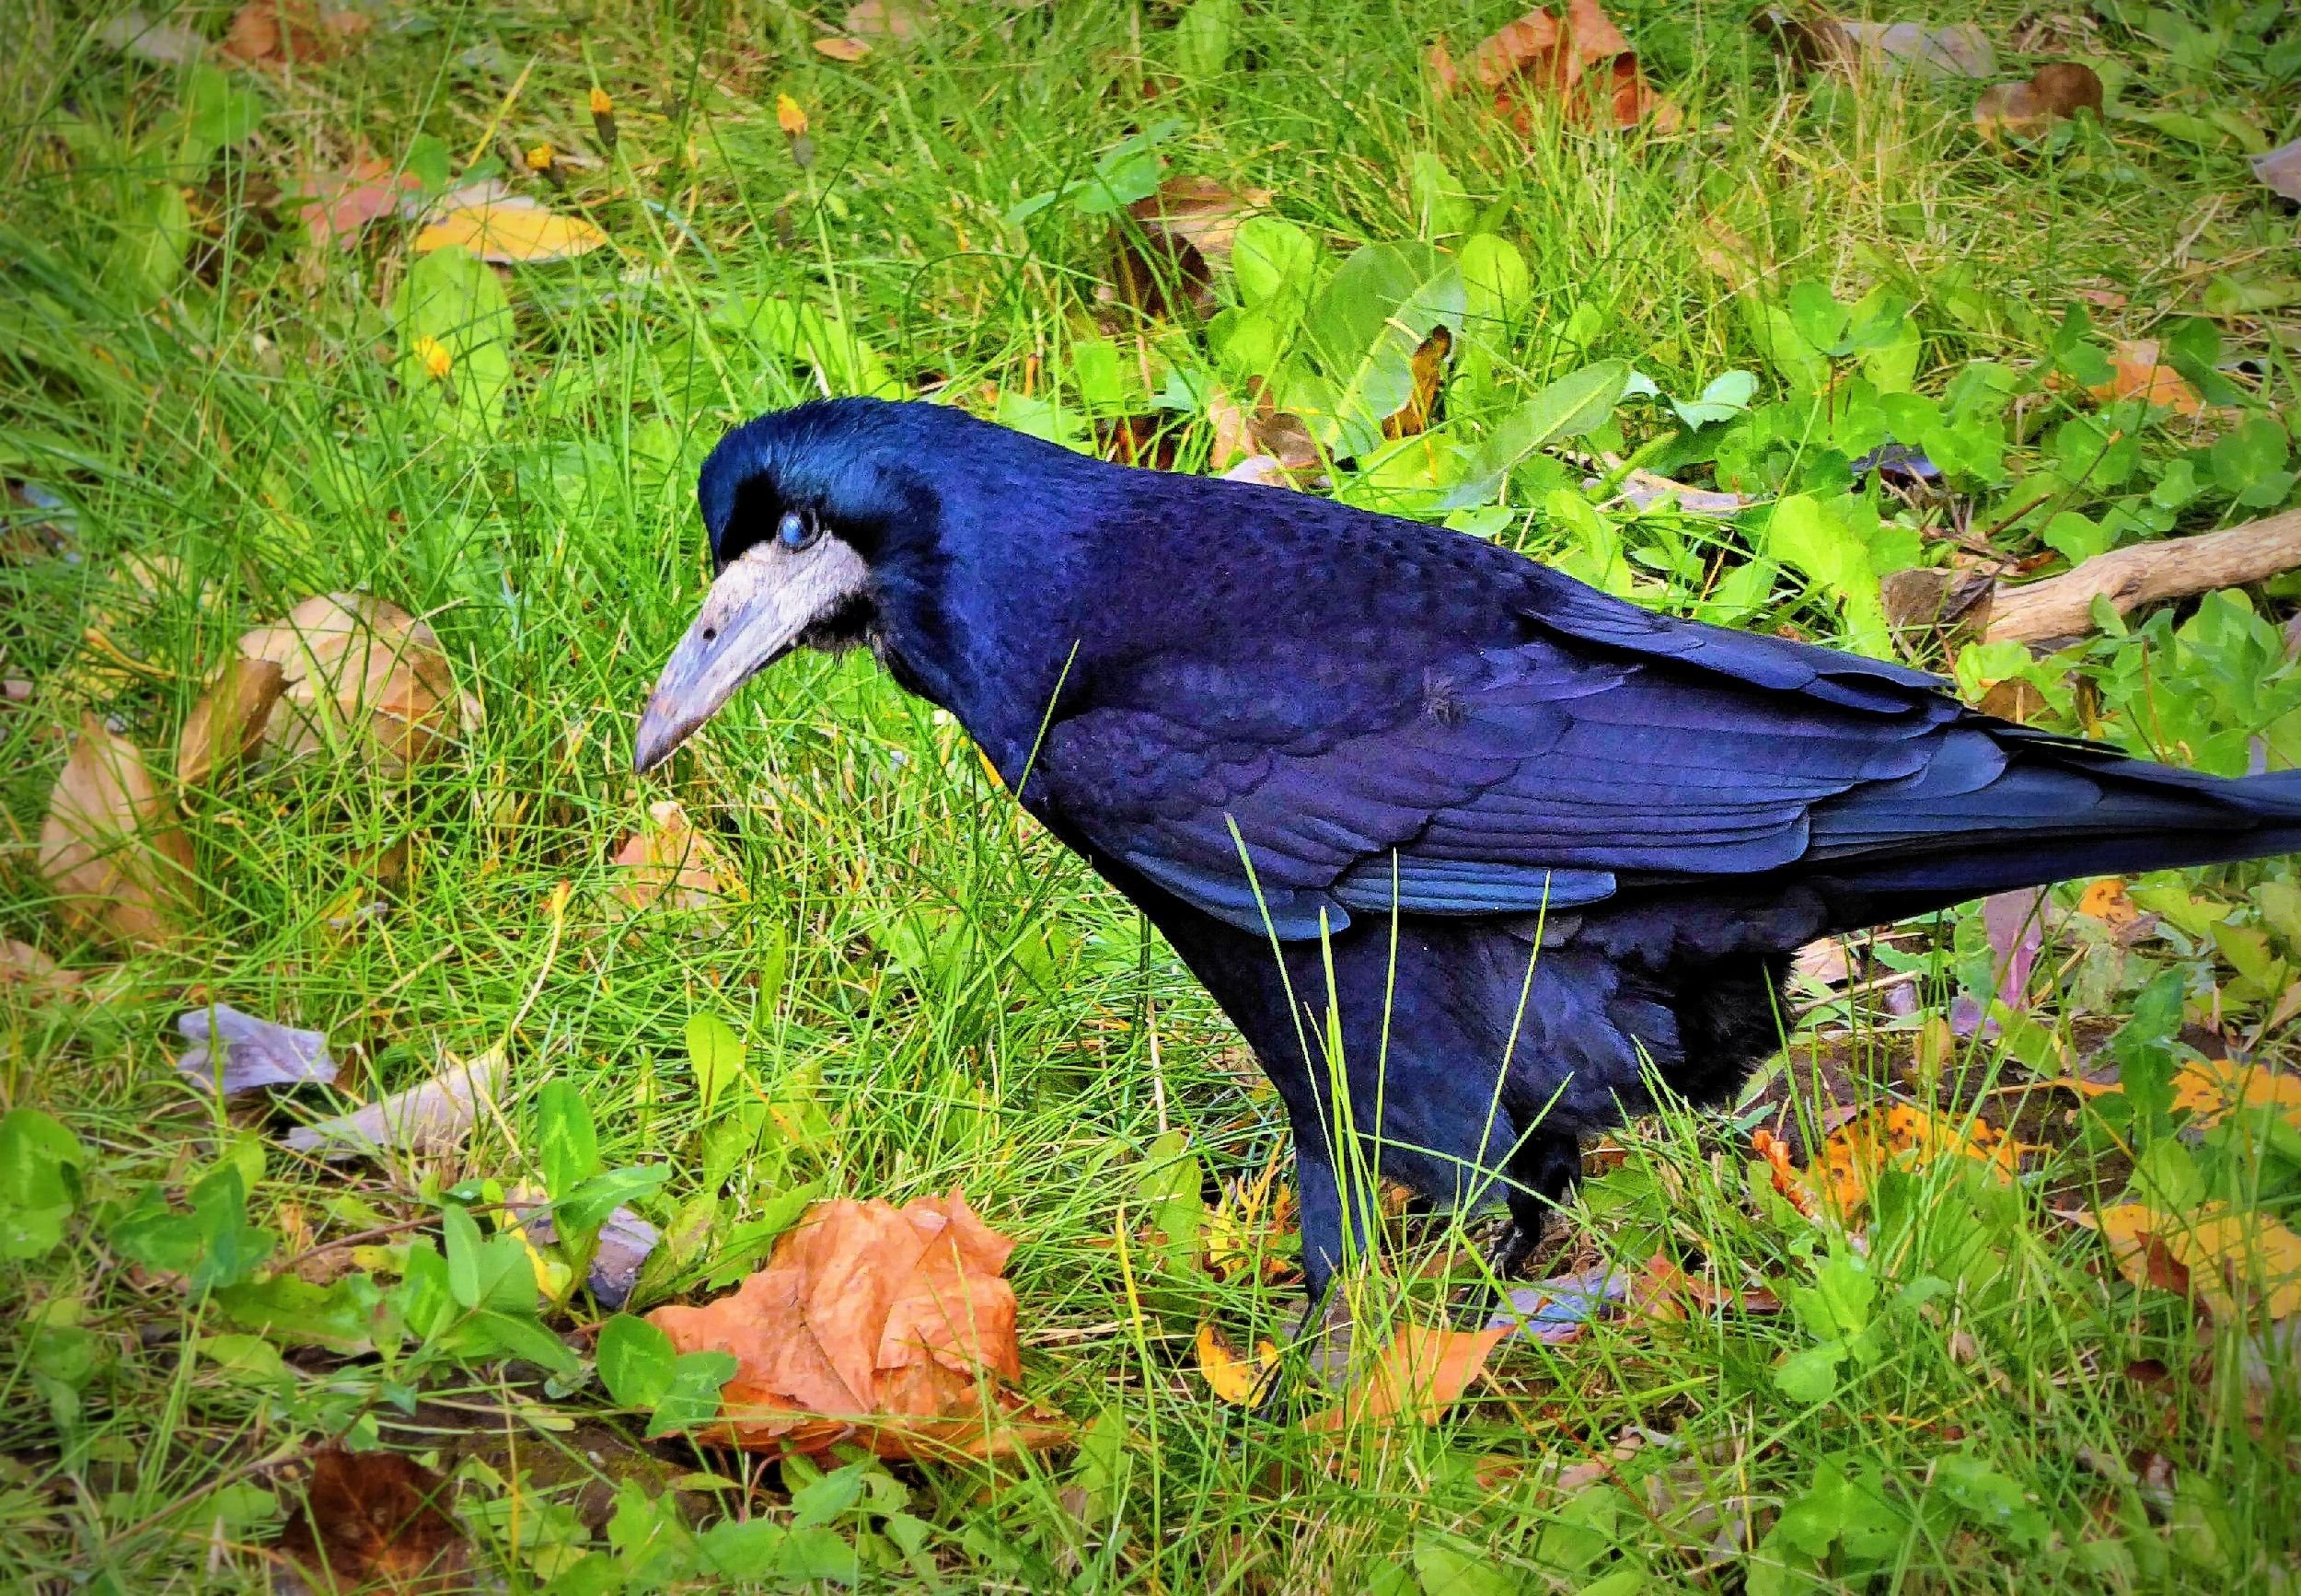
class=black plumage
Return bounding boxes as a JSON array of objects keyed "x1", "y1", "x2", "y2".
[{"x1": 635, "y1": 399, "x2": 2301, "y2": 1303}]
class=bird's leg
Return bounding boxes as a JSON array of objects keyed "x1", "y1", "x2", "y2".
[
  {"x1": 1484, "y1": 1132, "x2": 1582, "y2": 1286},
  {"x1": 1283, "y1": 1143, "x2": 1376, "y2": 1388}
]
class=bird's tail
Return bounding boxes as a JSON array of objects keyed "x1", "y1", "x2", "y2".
[{"x1": 1807, "y1": 744, "x2": 2301, "y2": 930}]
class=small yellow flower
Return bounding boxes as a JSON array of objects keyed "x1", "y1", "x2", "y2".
[
  {"x1": 525, "y1": 143, "x2": 555, "y2": 171},
  {"x1": 589, "y1": 87, "x2": 613, "y2": 117},
  {"x1": 412, "y1": 335, "x2": 452, "y2": 380},
  {"x1": 590, "y1": 87, "x2": 618, "y2": 149},
  {"x1": 776, "y1": 93, "x2": 808, "y2": 138}
]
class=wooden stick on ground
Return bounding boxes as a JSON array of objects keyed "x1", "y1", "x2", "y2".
[
  {"x1": 1883, "y1": 507, "x2": 2301, "y2": 648},
  {"x1": 1984, "y1": 506, "x2": 2301, "y2": 643}
]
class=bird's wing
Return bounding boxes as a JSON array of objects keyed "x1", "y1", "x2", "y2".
[{"x1": 1038, "y1": 572, "x2": 1983, "y2": 938}]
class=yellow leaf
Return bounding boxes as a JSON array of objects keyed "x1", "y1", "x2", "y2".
[
  {"x1": 815, "y1": 35, "x2": 869, "y2": 60},
  {"x1": 1818, "y1": 1103, "x2": 2017, "y2": 1213},
  {"x1": 2077, "y1": 876, "x2": 2142, "y2": 930},
  {"x1": 776, "y1": 94, "x2": 809, "y2": 137},
  {"x1": 1304, "y1": 1320, "x2": 1503, "y2": 1432},
  {"x1": 415, "y1": 201, "x2": 607, "y2": 263},
  {"x1": 2075, "y1": 1202, "x2": 2301, "y2": 1321},
  {"x1": 2169, "y1": 1060, "x2": 2301, "y2": 1131},
  {"x1": 1196, "y1": 1324, "x2": 1278, "y2": 1405}
]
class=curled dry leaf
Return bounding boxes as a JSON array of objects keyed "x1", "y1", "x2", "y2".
[
  {"x1": 1432, "y1": 0, "x2": 1681, "y2": 135},
  {"x1": 1974, "y1": 61, "x2": 2103, "y2": 142},
  {"x1": 1382, "y1": 326, "x2": 1453, "y2": 442},
  {"x1": 175, "y1": 1003, "x2": 337, "y2": 1095},
  {"x1": 609, "y1": 799, "x2": 737, "y2": 921},
  {"x1": 39, "y1": 716, "x2": 197, "y2": 949},
  {"x1": 176, "y1": 655, "x2": 284, "y2": 791},
  {"x1": 285, "y1": 1047, "x2": 505, "y2": 1162},
  {"x1": 648, "y1": 1190, "x2": 1065, "y2": 1460},
  {"x1": 223, "y1": 0, "x2": 370, "y2": 66},
  {"x1": 275, "y1": 1448, "x2": 468, "y2": 1596},
  {"x1": 238, "y1": 594, "x2": 467, "y2": 778},
  {"x1": 2070, "y1": 1202, "x2": 2301, "y2": 1322},
  {"x1": 413, "y1": 195, "x2": 608, "y2": 263},
  {"x1": 1303, "y1": 1319, "x2": 1505, "y2": 1431}
]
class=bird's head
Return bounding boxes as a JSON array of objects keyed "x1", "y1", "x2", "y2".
[{"x1": 632, "y1": 398, "x2": 1084, "y2": 774}]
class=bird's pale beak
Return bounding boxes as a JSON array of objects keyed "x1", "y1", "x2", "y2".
[{"x1": 633, "y1": 538, "x2": 868, "y2": 772}]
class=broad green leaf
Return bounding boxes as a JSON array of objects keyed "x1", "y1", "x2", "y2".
[
  {"x1": 1439, "y1": 359, "x2": 1631, "y2": 510},
  {"x1": 1229, "y1": 215, "x2": 1317, "y2": 310},
  {"x1": 1407, "y1": 153, "x2": 1478, "y2": 239},
  {"x1": 536, "y1": 1081, "x2": 601, "y2": 1202},
  {"x1": 213, "y1": 1275, "x2": 376, "y2": 1353},
  {"x1": 469, "y1": 1308, "x2": 581, "y2": 1375},
  {"x1": 700, "y1": 1518, "x2": 790, "y2": 1579},
  {"x1": 554, "y1": 1163, "x2": 671, "y2": 1235},
  {"x1": 1174, "y1": 0, "x2": 1239, "y2": 77},
  {"x1": 0, "y1": 1109, "x2": 84, "y2": 1260},
  {"x1": 776, "y1": 1524, "x2": 861, "y2": 1584},
  {"x1": 644, "y1": 1349, "x2": 740, "y2": 1438},
  {"x1": 1132, "y1": 1129, "x2": 1204, "y2": 1272},
  {"x1": 1671, "y1": 369, "x2": 1758, "y2": 429},
  {"x1": 444, "y1": 1204, "x2": 486, "y2": 1309},
  {"x1": 596, "y1": 1313, "x2": 678, "y2": 1409},
  {"x1": 392, "y1": 246, "x2": 515, "y2": 433},
  {"x1": 685, "y1": 1012, "x2": 746, "y2": 1119},
  {"x1": 1763, "y1": 493, "x2": 1891, "y2": 655},
  {"x1": 1301, "y1": 242, "x2": 1464, "y2": 457},
  {"x1": 1413, "y1": 1529, "x2": 1519, "y2": 1594},
  {"x1": 1457, "y1": 234, "x2": 1529, "y2": 348}
]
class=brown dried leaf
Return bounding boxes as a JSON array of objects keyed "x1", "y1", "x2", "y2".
[
  {"x1": 609, "y1": 799, "x2": 736, "y2": 919},
  {"x1": 1758, "y1": 11, "x2": 1994, "y2": 79},
  {"x1": 295, "y1": 156, "x2": 422, "y2": 249},
  {"x1": 1974, "y1": 61, "x2": 2103, "y2": 142},
  {"x1": 647, "y1": 1190, "x2": 1065, "y2": 1460},
  {"x1": 1, "y1": 939, "x2": 84, "y2": 1000},
  {"x1": 1304, "y1": 1320, "x2": 1504, "y2": 1431},
  {"x1": 2087, "y1": 339, "x2": 2203, "y2": 418},
  {"x1": 39, "y1": 716, "x2": 197, "y2": 949},
  {"x1": 177, "y1": 655, "x2": 284, "y2": 791},
  {"x1": 238, "y1": 594, "x2": 465, "y2": 777},
  {"x1": 223, "y1": 1, "x2": 368, "y2": 65},
  {"x1": 1113, "y1": 175, "x2": 1268, "y2": 320},
  {"x1": 1435, "y1": 1, "x2": 1680, "y2": 134},
  {"x1": 1206, "y1": 386, "x2": 1255, "y2": 471},
  {"x1": 814, "y1": 35, "x2": 869, "y2": 60},
  {"x1": 275, "y1": 1448, "x2": 468, "y2": 1595},
  {"x1": 1382, "y1": 326, "x2": 1453, "y2": 441}
]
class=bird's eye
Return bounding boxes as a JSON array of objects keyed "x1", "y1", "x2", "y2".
[{"x1": 776, "y1": 509, "x2": 820, "y2": 551}]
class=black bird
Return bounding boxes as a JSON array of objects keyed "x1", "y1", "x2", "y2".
[{"x1": 635, "y1": 398, "x2": 2301, "y2": 1311}]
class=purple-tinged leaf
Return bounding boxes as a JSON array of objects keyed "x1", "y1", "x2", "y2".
[{"x1": 177, "y1": 1004, "x2": 336, "y2": 1095}]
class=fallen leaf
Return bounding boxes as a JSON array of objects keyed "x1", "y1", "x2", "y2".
[
  {"x1": 98, "y1": 10, "x2": 209, "y2": 63},
  {"x1": 176, "y1": 1003, "x2": 337, "y2": 1095},
  {"x1": 1818, "y1": 1103, "x2": 2018, "y2": 1212},
  {"x1": 39, "y1": 715, "x2": 198, "y2": 949},
  {"x1": 223, "y1": 0, "x2": 369, "y2": 65},
  {"x1": 2077, "y1": 876, "x2": 2145, "y2": 933},
  {"x1": 1206, "y1": 386, "x2": 1255, "y2": 471},
  {"x1": 1752, "y1": 1128, "x2": 1816, "y2": 1217},
  {"x1": 1382, "y1": 326, "x2": 1452, "y2": 441},
  {"x1": 275, "y1": 1448, "x2": 468, "y2": 1595},
  {"x1": 609, "y1": 799, "x2": 737, "y2": 921},
  {"x1": 1793, "y1": 938, "x2": 1854, "y2": 988},
  {"x1": 1973, "y1": 61, "x2": 2103, "y2": 142},
  {"x1": 237, "y1": 593, "x2": 467, "y2": 777},
  {"x1": 1196, "y1": 1324, "x2": 1280, "y2": 1405},
  {"x1": 1487, "y1": 1263, "x2": 1629, "y2": 1341},
  {"x1": 847, "y1": 0, "x2": 925, "y2": 40},
  {"x1": 1114, "y1": 176, "x2": 1270, "y2": 320},
  {"x1": 284, "y1": 1047, "x2": 505, "y2": 1162},
  {"x1": 1433, "y1": 0, "x2": 1680, "y2": 134},
  {"x1": 295, "y1": 157, "x2": 422, "y2": 250},
  {"x1": 1757, "y1": 10, "x2": 1995, "y2": 79},
  {"x1": 814, "y1": 35, "x2": 870, "y2": 61},
  {"x1": 1304, "y1": 1319, "x2": 1505, "y2": 1430},
  {"x1": 2255, "y1": 137, "x2": 2301, "y2": 203},
  {"x1": 413, "y1": 196, "x2": 608, "y2": 262},
  {"x1": 647, "y1": 1190, "x2": 1066, "y2": 1460},
  {"x1": 176, "y1": 655, "x2": 284, "y2": 790},
  {"x1": 2168, "y1": 1059, "x2": 2301, "y2": 1132},
  {"x1": 2071, "y1": 1202, "x2": 2301, "y2": 1321},
  {"x1": 1, "y1": 939, "x2": 84, "y2": 1000},
  {"x1": 2087, "y1": 339, "x2": 2204, "y2": 418}
]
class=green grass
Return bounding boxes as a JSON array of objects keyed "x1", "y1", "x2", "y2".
[{"x1": 3, "y1": 0, "x2": 2299, "y2": 1590}]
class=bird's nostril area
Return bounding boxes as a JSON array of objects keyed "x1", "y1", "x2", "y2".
[{"x1": 702, "y1": 627, "x2": 717, "y2": 642}]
